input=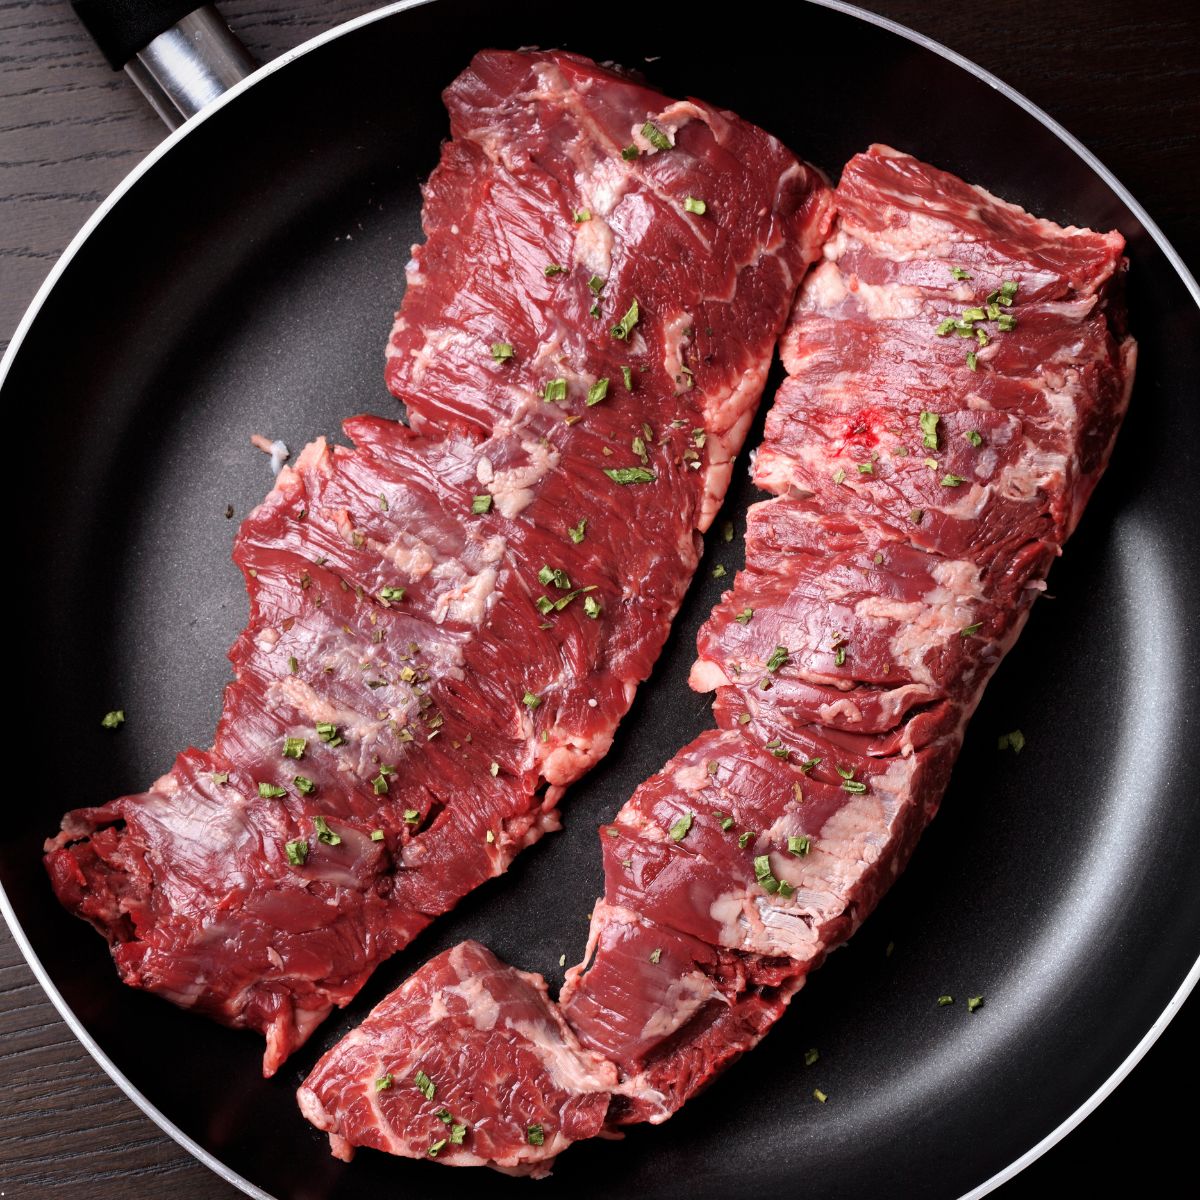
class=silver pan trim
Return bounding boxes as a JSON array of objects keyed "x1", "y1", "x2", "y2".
[{"x1": 1, "y1": 3, "x2": 1196, "y2": 1198}]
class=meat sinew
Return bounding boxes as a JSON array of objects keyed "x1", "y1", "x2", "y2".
[
  {"x1": 44, "y1": 50, "x2": 832, "y2": 1076},
  {"x1": 302, "y1": 145, "x2": 1134, "y2": 1168}
]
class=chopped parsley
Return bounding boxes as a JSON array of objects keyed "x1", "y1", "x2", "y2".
[
  {"x1": 738, "y1": 831, "x2": 754, "y2": 849},
  {"x1": 101, "y1": 709, "x2": 125, "y2": 729},
  {"x1": 527, "y1": 1124, "x2": 545, "y2": 1146},
  {"x1": 641, "y1": 121, "x2": 672, "y2": 151},
  {"x1": 966, "y1": 350, "x2": 978, "y2": 371},
  {"x1": 375, "y1": 1074, "x2": 392, "y2": 1091},
  {"x1": 857, "y1": 462, "x2": 874, "y2": 475},
  {"x1": 669, "y1": 812, "x2": 694, "y2": 842},
  {"x1": 999, "y1": 280, "x2": 1019, "y2": 301},
  {"x1": 586, "y1": 377, "x2": 610, "y2": 406},
  {"x1": 753, "y1": 854, "x2": 794, "y2": 898},
  {"x1": 543, "y1": 377, "x2": 568, "y2": 403},
  {"x1": 588, "y1": 274, "x2": 606, "y2": 294},
  {"x1": 621, "y1": 144, "x2": 639, "y2": 160},
  {"x1": 293, "y1": 775, "x2": 315, "y2": 795},
  {"x1": 604, "y1": 466, "x2": 656, "y2": 484},
  {"x1": 961, "y1": 622, "x2": 983, "y2": 637},
  {"x1": 522, "y1": 690, "x2": 542, "y2": 710},
  {"x1": 285, "y1": 839, "x2": 308, "y2": 866},
  {"x1": 937, "y1": 994, "x2": 955, "y2": 1007},
  {"x1": 967, "y1": 995, "x2": 984, "y2": 1012},
  {"x1": 804, "y1": 1047, "x2": 820, "y2": 1067},
  {"x1": 569, "y1": 518, "x2": 587, "y2": 544},
  {"x1": 258, "y1": 782, "x2": 287, "y2": 799},
  {"x1": 941, "y1": 474, "x2": 966, "y2": 487},
  {"x1": 734, "y1": 607, "x2": 754, "y2": 625},
  {"x1": 813, "y1": 1089, "x2": 828, "y2": 1104},
  {"x1": 211, "y1": 772, "x2": 229, "y2": 785},
  {"x1": 919, "y1": 411, "x2": 940, "y2": 450},
  {"x1": 370, "y1": 829, "x2": 385, "y2": 841},
  {"x1": 787, "y1": 835, "x2": 811, "y2": 857},
  {"x1": 573, "y1": 209, "x2": 591, "y2": 222},
  {"x1": 964, "y1": 430, "x2": 983, "y2": 447},
  {"x1": 935, "y1": 318, "x2": 956, "y2": 336},
  {"x1": 712, "y1": 564, "x2": 727, "y2": 579},
  {"x1": 765, "y1": 645, "x2": 790, "y2": 673},
  {"x1": 798, "y1": 756, "x2": 821, "y2": 774},
  {"x1": 720, "y1": 816, "x2": 735, "y2": 831},
  {"x1": 379, "y1": 586, "x2": 406, "y2": 602},
  {"x1": 950, "y1": 266, "x2": 972, "y2": 280},
  {"x1": 997, "y1": 729, "x2": 1026, "y2": 754},
  {"x1": 404, "y1": 809, "x2": 420, "y2": 825},
  {"x1": 543, "y1": 263, "x2": 566, "y2": 277},
  {"x1": 997, "y1": 313, "x2": 1017, "y2": 332},
  {"x1": 490, "y1": 342, "x2": 514, "y2": 362},
  {"x1": 683, "y1": 196, "x2": 706, "y2": 214},
  {"x1": 471, "y1": 493, "x2": 493, "y2": 515},
  {"x1": 583, "y1": 595, "x2": 601, "y2": 619},
  {"x1": 282, "y1": 736, "x2": 306, "y2": 760}
]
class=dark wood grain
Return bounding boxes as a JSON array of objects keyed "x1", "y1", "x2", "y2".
[{"x1": 1, "y1": 2, "x2": 1196, "y2": 1196}]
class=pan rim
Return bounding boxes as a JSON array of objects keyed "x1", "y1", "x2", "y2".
[{"x1": 1, "y1": 3, "x2": 1196, "y2": 1199}]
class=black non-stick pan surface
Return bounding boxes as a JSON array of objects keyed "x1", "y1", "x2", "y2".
[{"x1": 3, "y1": 2, "x2": 1198, "y2": 1197}]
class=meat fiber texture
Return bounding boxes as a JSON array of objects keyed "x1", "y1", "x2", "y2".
[
  {"x1": 304, "y1": 145, "x2": 1133, "y2": 1170},
  {"x1": 43, "y1": 49, "x2": 831, "y2": 1078}
]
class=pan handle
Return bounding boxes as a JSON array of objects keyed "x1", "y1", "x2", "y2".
[{"x1": 71, "y1": 2, "x2": 256, "y2": 129}]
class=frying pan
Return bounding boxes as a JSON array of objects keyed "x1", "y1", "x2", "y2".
[{"x1": 3, "y1": 2, "x2": 1198, "y2": 1197}]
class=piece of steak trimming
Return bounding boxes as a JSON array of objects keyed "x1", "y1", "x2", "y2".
[
  {"x1": 45, "y1": 49, "x2": 832, "y2": 1076},
  {"x1": 307, "y1": 144, "x2": 1133, "y2": 1170}
]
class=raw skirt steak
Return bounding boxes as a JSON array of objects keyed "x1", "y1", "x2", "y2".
[
  {"x1": 44, "y1": 50, "x2": 831, "y2": 1076},
  {"x1": 302, "y1": 145, "x2": 1134, "y2": 1167}
]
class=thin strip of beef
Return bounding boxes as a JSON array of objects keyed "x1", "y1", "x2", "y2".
[
  {"x1": 45, "y1": 49, "x2": 832, "y2": 1076},
  {"x1": 308, "y1": 145, "x2": 1134, "y2": 1172}
]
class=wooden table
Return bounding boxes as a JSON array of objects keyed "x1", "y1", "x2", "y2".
[{"x1": 2, "y1": 2, "x2": 1196, "y2": 1195}]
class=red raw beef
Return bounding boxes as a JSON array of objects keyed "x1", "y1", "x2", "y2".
[
  {"x1": 44, "y1": 49, "x2": 831, "y2": 1076},
  {"x1": 308, "y1": 145, "x2": 1133, "y2": 1171}
]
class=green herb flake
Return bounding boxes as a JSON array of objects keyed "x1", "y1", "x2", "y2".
[
  {"x1": 964, "y1": 430, "x2": 983, "y2": 447},
  {"x1": 999, "y1": 280, "x2": 1019, "y2": 300},
  {"x1": 620, "y1": 365, "x2": 634, "y2": 391},
  {"x1": 941, "y1": 474, "x2": 966, "y2": 487},
  {"x1": 935, "y1": 318, "x2": 956, "y2": 336},
  {"x1": 976, "y1": 328, "x2": 990, "y2": 348},
  {"x1": 641, "y1": 121, "x2": 672, "y2": 151},
  {"x1": 101, "y1": 710, "x2": 125, "y2": 729},
  {"x1": 293, "y1": 775, "x2": 315, "y2": 796},
  {"x1": 285, "y1": 839, "x2": 308, "y2": 866},
  {"x1": 910, "y1": 508, "x2": 925, "y2": 524},
  {"x1": 832, "y1": 467, "x2": 846, "y2": 484},
  {"x1": 583, "y1": 595, "x2": 601, "y2": 619},
  {"x1": 720, "y1": 816, "x2": 735, "y2": 831},
  {"x1": 966, "y1": 350, "x2": 978, "y2": 371},
  {"x1": 962, "y1": 306, "x2": 986, "y2": 322},
  {"x1": 414, "y1": 1069, "x2": 436, "y2": 1101},
  {"x1": 857, "y1": 462, "x2": 874, "y2": 475},
  {"x1": 834, "y1": 646, "x2": 847, "y2": 667},
  {"x1": 522, "y1": 690, "x2": 542, "y2": 710},
  {"x1": 712, "y1": 564, "x2": 727, "y2": 579},
  {"x1": 543, "y1": 377, "x2": 568, "y2": 403},
  {"x1": 490, "y1": 342, "x2": 514, "y2": 362},
  {"x1": 738, "y1": 831, "x2": 754, "y2": 849},
  {"x1": 313, "y1": 815, "x2": 341, "y2": 846},
  {"x1": 471, "y1": 493, "x2": 493, "y2": 515},
  {"x1": 798, "y1": 756, "x2": 821, "y2": 775},
  {"x1": 427, "y1": 1139, "x2": 447, "y2": 1158},
  {"x1": 919, "y1": 411, "x2": 940, "y2": 450},
  {"x1": 403, "y1": 809, "x2": 420, "y2": 825},
  {"x1": 282, "y1": 736, "x2": 307, "y2": 760},
  {"x1": 288, "y1": 655, "x2": 299, "y2": 674},
  {"x1": 788, "y1": 835, "x2": 811, "y2": 857},
  {"x1": 621, "y1": 143, "x2": 639, "y2": 160},
  {"x1": 527, "y1": 1124, "x2": 545, "y2": 1146},
  {"x1": 813, "y1": 1089, "x2": 828, "y2": 1104},
  {"x1": 950, "y1": 266, "x2": 972, "y2": 280},
  {"x1": 375, "y1": 1074, "x2": 393, "y2": 1091},
  {"x1": 961, "y1": 622, "x2": 983, "y2": 637},
  {"x1": 734, "y1": 607, "x2": 754, "y2": 625},
  {"x1": 543, "y1": 263, "x2": 566, "y2": 277},
  {"x1": 997, "y1": 729, "x2": 1026, "y2": 754},
  {"x1": 937, "y1": 994, "x2": 955, "y2": 1007},
  {"x1": 258, "y1": 782, "x2": 287, "y2": 799},
  {"x1": 586, "y1": 377, "x2": 610, "y2": 406},
  {"x1": 967, "y1": 995, "x2": 985, "y2": 1012},
  {"x1": 370, "y1": 829, "x2": 385, "y2": 842},
  {"x1": 449, "y1": 1123, "x2": 467, "y2": 1144},
  {"x1": 669, "y1": 812, "x2": 695, "y2": 843},
  {"x1": 997, "y1": 313, "x2": 1017, "y2": 332},
  {"x1": 573, "y1": 209, "x2": 591, "y2": 223},
  {"x1": 649, "y1": 947, "x2": 663, "y2": 964},
  {"x1": 683, "y1": 196, "x2": 707, "y2": 214},
  {"x1": 765, "y1": 645, "x2": 790, "y2": 673},
  {"x1": 804, "y1": 1048, "x2": 820, "y2": 1067},
  {"x1": 611, "y1": 299, "x2": 640, "y2": 341},
  {"x1": 604, "y1": 466, "x2": 656, "y2": 484},
  {"x1": 379, "y1": 586, "x2": 406, "y2": 603},
  {"x1": 211, "y1": 772, "x2": 229, "y2": 785},
  {"x1": 753, "y1": 854, "x2": 780, "y2": 894},
  {"x1": 842, "y1": 779, "x2": 868, "y2": 795},
  {"x1": 538, "y1": 564, "x2": 571, "y2": 590}
]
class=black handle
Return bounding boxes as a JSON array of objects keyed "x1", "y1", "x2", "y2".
[{"x1": 71, "y1": 0, "x2": 208, "y2": 69}]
